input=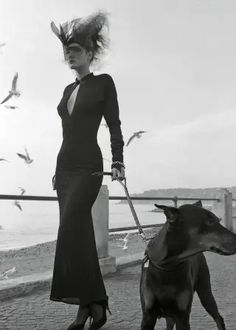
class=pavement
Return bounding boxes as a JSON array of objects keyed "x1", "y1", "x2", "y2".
[{"x1": 0, "y1": 251, "x2": 236, "y2": 329}]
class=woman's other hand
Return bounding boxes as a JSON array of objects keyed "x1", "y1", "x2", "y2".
[
  {"x1": 111, "y1": 162, "x2": 125, "y2": 181},
  {"x1": 111, "y1": 167, "x2": 125, "y2": 181}
]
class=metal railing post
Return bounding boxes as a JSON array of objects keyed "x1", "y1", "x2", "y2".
[
  {"x1": 223, "y1": 189, "x2": 233, "y2": 231},
  {"x1": 173, "y1": 196, "x2": 178, "y2": 207}
]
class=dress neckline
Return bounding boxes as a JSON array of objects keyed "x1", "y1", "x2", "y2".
[
  {"x1": 65, "y1": 73, "x2": 94, "y2": 118},
  {"x1": 75, "y1": 72, "x2": 94, "y2": 85}
]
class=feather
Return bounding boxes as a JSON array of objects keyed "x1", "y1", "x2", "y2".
[
  {"x1": 50, "y1": 21, "x2": 66, "y2": 44},
  {"x1": 59, "y1": 24, "x2": 68, "y2": 45},
  {"x1": 50, "y1": 21, "x2": 60, "y2": 37}
]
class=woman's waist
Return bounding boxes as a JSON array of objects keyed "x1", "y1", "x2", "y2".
[
  {"x1": 57, "y1": 144, "x2": 102, "y2": 164},
  {"x1": 60, "y1": 140, "x2": 100, "y2": 151},
  {"x1": 62, "y1": 136, "x2": 98, "y2": 144}
]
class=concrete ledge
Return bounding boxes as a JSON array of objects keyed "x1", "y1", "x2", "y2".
[
  {"x1": 0, "y1": 271, "x2": 52, "y2": 301},
  {"x1": 116, "y1": 252, "x2": 144, "y2": 268},
  {"x1": 100, "y1": 256, "x2": 116, "y2": 275},
  {"x1": 0, "y1": 254, "x2": 143, "y2": 302}
]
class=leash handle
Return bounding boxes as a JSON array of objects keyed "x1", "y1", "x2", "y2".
[{"x1": 92, "y1": 171, "x2": 147, "y2": 243}]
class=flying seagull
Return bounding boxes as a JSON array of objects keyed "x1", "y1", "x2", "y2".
[
  {"x1": 1, "y1": 72, "x2": 20, "y2": 104},
  {"x1": 0, "y1": 158, "x2": 8, "y2": 162},
  {"x1": 0, "y1": 43, "x2": 6, "y2": 55},
  {"x1": 126, "y1": 131, "x2": 147, "y2": 146},
  {"x1": 18, "y1": 187, "x2": 26, "y2": 195},
  {"x1": 13, "y1": 200, "x2": 22, "y2": 211},
  {"x1": 4, "y1": 105, "x2": 19, "y2": 110},
  {"x1": 0, "y1": 267, "x2": 16, "y2": 280},
  {"x1": 118, "y1": 232, "x2": 132, "y2": 250},
  {"x1": 17, "y1": 148, "x2": 33, "y2": 164}
]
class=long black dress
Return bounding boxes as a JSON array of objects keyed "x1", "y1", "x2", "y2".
[{"x1": 50, "y1": 72, "x2": 124, "y2": 306}]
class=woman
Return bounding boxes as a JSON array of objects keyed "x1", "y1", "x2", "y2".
[{"x1": 50, "y1": 11, "x2": 125, "y2": 330}]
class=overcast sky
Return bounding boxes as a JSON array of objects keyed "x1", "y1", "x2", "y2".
[{"x1": 1, "y1": 0, "x2": 236, "y2": 196}]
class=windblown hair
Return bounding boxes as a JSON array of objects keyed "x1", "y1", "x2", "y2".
[{"x1": 51, "y1": 11, "x2": 109, "y2": 62}]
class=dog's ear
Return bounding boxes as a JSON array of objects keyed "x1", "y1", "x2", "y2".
[
  {"x1": 154, "y1": 204, "x2": 179, "y2": 223},
  {"x1": 193, "y1": 200, "x2": 202, "y2": 208}
]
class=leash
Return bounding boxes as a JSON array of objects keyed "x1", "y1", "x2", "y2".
[{"x1": 92, "y1": 171, "x2": 148, "y2": 244}]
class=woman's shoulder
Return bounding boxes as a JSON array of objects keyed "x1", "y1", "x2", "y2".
[
  {"x1": 94, "y1": 73, "x2": 115, "y2": 84},
  {"x1": 94, "y1": 74, "x2": 117, "y2": 92}
]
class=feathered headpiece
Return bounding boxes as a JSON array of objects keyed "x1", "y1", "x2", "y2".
[{"x1": 51, "y1": 11, "x2": 109, "y2": 61}]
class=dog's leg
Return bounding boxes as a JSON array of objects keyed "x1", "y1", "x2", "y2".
[
  {"x1": 196, "y1": 256, "x2": 226, "y2": 330},
  {"x1": 165, "y1": 317, "x2": 175, "y2": 330},
  {"x1": 196, "y1": 287, "x2": 226, "y2": 330},
  {"x1": 140, "y1": 288, "x2": 158, "y2": 330},
  {"x1": 175, "y1": 314, "x2": 190, "y2": 330},
  {"x1": 140, "y1": 267, "x2": 159, "y2": 330},
  {"x1": 141, "y1": 306, "x2": 158, "y2": 330}
]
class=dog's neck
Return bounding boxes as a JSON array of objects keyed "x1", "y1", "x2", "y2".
[{"x1": 146, "y1": 222, "x2": 204, "y2": 269}]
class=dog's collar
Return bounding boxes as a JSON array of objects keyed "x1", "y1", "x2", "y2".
[
  {"x1": 143, "y1": 254, "x2": 170, "y2": 271},
  {"x1": 144, "y1": 253, "x2": 186, "y2": 272}
]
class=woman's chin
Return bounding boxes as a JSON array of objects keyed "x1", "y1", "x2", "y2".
[{"x1": 68, "y1": 63, "x2": 78, "y2": 70}]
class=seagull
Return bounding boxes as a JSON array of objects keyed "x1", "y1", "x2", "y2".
[
  {"x1": 0, "y1": 43, "x2": 6, "y2": 54},
  {"x1": 4, "y1": 105, "x2": 19, "y2": 110},
  {"x1": 1, "y1": 72, "x2": 20, "y2": 104},
  {"x1": 13, "y1": 200, "x2": 22, "y2": 211},
  {"x1": 17, "y1": 147, "x2": 33, "y2": 164},
  {"x1": 117, "y1": 243, "x2": 128, "y2": 251},
  {"x1": 0, "y1": 267, "x2": 16, "y2": 280},
  {"x1": 18, "y1": 187, "x2": 26, "y2": 195},
  {"x1": 0, "y1": 158, "x2": 9, "y2": 162},
  {"x1": 118, "y1": 232, "x2": 132, "y2": 250},
  {"x1": 126, "y1": 131, "x2": 147, "y2": 147}
]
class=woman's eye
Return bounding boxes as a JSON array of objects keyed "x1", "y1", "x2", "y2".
[{"x1": 67, "y1": 47, "x2": 82, "y2": 53}]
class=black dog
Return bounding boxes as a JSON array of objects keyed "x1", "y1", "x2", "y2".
[{"x1": 140, "y1": 201, "x2": 236, "y2": 330}]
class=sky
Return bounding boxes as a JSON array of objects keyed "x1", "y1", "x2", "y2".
[{"x1": 1, "y1": 0, "x2": 236, "y2": 197}]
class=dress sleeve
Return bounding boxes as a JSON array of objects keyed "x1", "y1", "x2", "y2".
[{"x1": 103, "y1": 75, "x2": 124, "y2": 163}]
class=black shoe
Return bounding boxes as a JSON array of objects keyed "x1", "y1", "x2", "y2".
[
  {"x1": 66, "y1": 320, "x2": 87, "y2": 330},
  {"x1": 66, "y1": 306, "x2": 90, "y2": 330},
  {"x1": 89, "y1": 304, "x2": 108, "y2": 330}
]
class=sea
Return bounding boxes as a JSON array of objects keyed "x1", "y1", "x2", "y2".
[{"x1": 0, "y1": 200, "x2": 165, "y2": 251}]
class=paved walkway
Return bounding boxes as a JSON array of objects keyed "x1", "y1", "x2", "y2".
[{"x1": 1, "y1": 252, "x2": 236, "y2": 330}]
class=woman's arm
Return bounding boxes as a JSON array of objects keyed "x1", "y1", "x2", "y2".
[{"x1": 103, "y1": 75, "x2": 125, "y2": 180}]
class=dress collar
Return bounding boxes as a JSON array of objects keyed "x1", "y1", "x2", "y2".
[{"x1": 75, "y1": 72, "x2": 93, "y2": 85}]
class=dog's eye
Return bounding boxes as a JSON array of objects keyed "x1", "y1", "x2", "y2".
[{"x1": 206, "y1": 217, "x2": 216, "y2": 226}]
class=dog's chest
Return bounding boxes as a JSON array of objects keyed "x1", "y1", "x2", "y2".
[{"x1": 147, "y1": 264, "x2": 194, "y2": 311}]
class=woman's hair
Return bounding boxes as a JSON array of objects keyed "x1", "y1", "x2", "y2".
[{"x1": 51, "y1": 11, "x2": 109, "y2": 63}]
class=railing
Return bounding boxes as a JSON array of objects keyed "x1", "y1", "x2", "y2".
[
  {"x1": 0, "y1": 194, "x2": 221, "y2": 203},
  {"x1": 109, "y1": 195, "x2": 220, "y2": 207},
  {"x1": 0, "y1": 189, "x2": 234, "y2": 263},
  {"x1": 109, "y1": 195, "x2": 222, "y2": 231},
  {"x1": 0, "y1": 193, "x2": 230, "y2": 232}
]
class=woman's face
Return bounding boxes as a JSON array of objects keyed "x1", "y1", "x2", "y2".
[{"x1": 65, "y1": 43, "x2": 92, "y2": 70}]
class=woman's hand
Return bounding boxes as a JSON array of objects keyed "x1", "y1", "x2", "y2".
[{"x1": 111, "y1": 166, "x2": 125, "y2": 181}]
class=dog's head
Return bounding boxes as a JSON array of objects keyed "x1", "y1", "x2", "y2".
[{"x1": 153, "y1": 201, "x2": 236, "y2": 260}]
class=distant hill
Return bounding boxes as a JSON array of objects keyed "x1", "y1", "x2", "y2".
[{"x1": 119, "y1": 186, "x2": 236, "y2": 204}]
